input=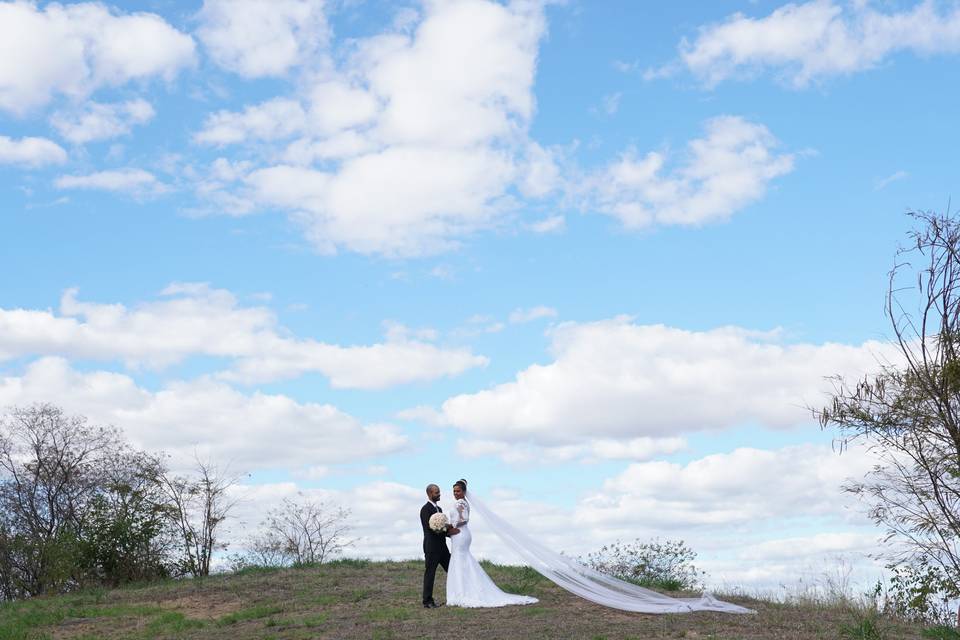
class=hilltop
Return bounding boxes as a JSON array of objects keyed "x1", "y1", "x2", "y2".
[{"x1": 0, "y1": 560, "x2": 936, "y2": 639}]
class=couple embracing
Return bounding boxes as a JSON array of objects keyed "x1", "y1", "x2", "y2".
[
  {"x1": 418, "y1": 479, "x2": 756, "y2": 615},
  {"x1": 419, "y1": 479, "x2": 537, "y2": 609}
]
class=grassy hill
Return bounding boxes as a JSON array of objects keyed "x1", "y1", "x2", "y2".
[{"x1": 0, "y1": 559, "x2": 942, "y2": 639}]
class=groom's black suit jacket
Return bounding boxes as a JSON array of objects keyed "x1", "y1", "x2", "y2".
[{"x1": 420, "y1": 502, "x2": 449, "y2": 555}]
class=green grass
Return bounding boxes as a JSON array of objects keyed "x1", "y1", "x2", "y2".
[{"x1": 923, "y1": 626, "x2": 960, "y2": 640}]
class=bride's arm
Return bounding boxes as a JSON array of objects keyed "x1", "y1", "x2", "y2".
[{"x1": 452, "y1": 498, "x2": 468, "y2": 527}]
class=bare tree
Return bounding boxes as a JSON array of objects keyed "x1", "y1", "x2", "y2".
[
  {"x1": 159, "y1": 457, "x2": 244, "y2": 577},
  {"x1": 0, "y1": 404, "x2": 118, "y2": 539},
  {"x1": 0, "y1": 404, "x2": 120, "y2": 595},
  {"x1": 253, "y1": 496, "x2": 352, "y2": 566},
  {"x1": 818, "y1": 210, "x2": 960, "y2": 606}
]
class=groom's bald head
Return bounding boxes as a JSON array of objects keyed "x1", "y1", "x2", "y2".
[{"x1": 425, "y1": 484, "x2": 440, "y2": 501}]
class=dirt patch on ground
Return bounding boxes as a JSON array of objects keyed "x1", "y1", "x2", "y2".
[{"x1": 156, "y1": 594, "x2": 242, "y2": 619}]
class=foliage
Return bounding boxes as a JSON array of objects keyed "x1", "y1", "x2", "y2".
[
  {"x1": 818, "y1": 211, "x2": 960, "y2": 609},
  {"x1": 0, "y1": 404, "x2": 157, "y2": 598},
  {"x1": 0, "y1": 404, "x2": 242, "y2": 599},
  {"x1": 581, "y1": 538, "x2": 704, "y2": 591},
  {"x1": 922, "y1": 625, "x2": 960, "y2": 639},
  {"x1": 76, "y1": 450, "x2": 177, "y2": 586},
  {"x1": 881, "y1": 560, "x2": 957, "y2": 625}
]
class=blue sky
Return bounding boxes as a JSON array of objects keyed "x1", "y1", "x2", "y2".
[{"x1": 1, "y1": 0, "x2": 956, "y2": 589}]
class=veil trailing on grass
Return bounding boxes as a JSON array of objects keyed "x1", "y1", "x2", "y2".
[{"x1": 467, "y1": 490, "x2": 755, "y2": 614}]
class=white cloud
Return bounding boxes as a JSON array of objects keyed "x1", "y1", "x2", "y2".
[
  {"x1": 194, "y1": 0, "x2": 547, "y2": 257},
  {"x1": 528, "y1": 215, "x2": 565, "y2": 234},
  {"x1": 508, "y1": 306, "x2": 557, "y2": 324},
  {"x1": 54, "y1": 168, "x2": 167, "y2": 196},
  {"x1": 0, "y1": 135, "x2": 67, "y2": 167},
  {"x1": 0, "y1": 285, "x2": 487, "y2": 389},
  {"x1": 51, "y1": 99, "x2": 155, "y2": 144},
  {"x1": 874, "y1": 170, "x2": 908, "y2": 191},
  {"x1": 306, "y1": 79, "x2": 380, "y2": 136},
  {"x1": 675, "y1": 1, "x2": 960, "y2": 88},
  {"x1": 455, "y1": 435, "x2": 687, "y2": 464},
  {"x1": 595, "y1": 91, "x2": 622, "y2": 115},
  {"x1": 0, "y1": 358, "x2": 406, "y2": 472},
  {"x1": 439, "y1": 317, "x2": 899, "y2": 445},
  {"x1": 519, "y1": 142, "x2": 563, "y2": 198},
  {"x1": 0, "y1": 1, "x2": 194, "y2": 114},
  {"x1": 586, "y1": 116, "x2": 794, "y2": 228},
  {"x1": 196, "y1": 0, "x2": 328, "y2": 78},
  {"x1": 194, "y1": 98, "x2": 307, "y2": 146},
  {"x1": 247, "y1": 147, "x2": 517, "y2": 256},
  {"x1": 578, "y1": 444, "x2": 876, "y2": 532}
]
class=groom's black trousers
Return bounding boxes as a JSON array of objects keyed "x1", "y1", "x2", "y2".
[{"x1": 422, "y1": 547, "x2": 450, "y2": 605}]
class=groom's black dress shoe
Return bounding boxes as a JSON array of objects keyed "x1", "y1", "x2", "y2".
[{"x1": 423, "y1": 601, "x2": 439, "y2": 609}]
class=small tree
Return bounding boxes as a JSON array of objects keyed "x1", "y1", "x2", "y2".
[
  {"x1": 818, "y1": 210, "x2": 960, "y2": 617},
  {"x1": 247, "y1": 496, "x2": 352, "y2": 567},
  {"x1": 582, "y1": 538, "x2": 704, "y2": 591},
  {"x1": 159, "y1": 457, "x2": 244, "y2": 577},
  {"x1": 0, "y1": 404, "x2": 120, "y2": 596},
  {"x1": 77, "y1": 450, "x2": 177, "y2": 585}
]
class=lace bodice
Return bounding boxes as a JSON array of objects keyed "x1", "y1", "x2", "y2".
[{"x1": 451, "y1": 497, "x2": 469, "y2": 527}]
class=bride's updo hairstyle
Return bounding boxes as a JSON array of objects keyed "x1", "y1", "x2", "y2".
[{"x1": 453, "y1": 479, "x2": 467, "y2": 494}]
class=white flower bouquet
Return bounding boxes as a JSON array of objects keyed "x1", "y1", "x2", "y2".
[{"x1": 428, "y1": 512, "x2": 448, "y2": 533}]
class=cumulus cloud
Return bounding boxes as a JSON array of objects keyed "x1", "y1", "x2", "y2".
[
  {"x1": 196, "y1": 0, "x2": 328, "y2": 78},
  {"x1": 54, "y1": 168, "x2": 168, "y2": 196},
  {"x1": 585, "y1": 116, "x2": 794, "y2": 228},
  {"x1": 438, "y1": 317, "x2": 899, "y2": 445},
  {"x1": 0, "y1": 1, "x2": 194, "y2": 114},
  {"x1": 194, "y1": 98, "x2": 307, "y2": 146},
  {"x1": 0, "y1": 135, "x2": 67, "y2": 167},
  {"x1": 673, "y1": 0, "x2": 960, "y2": 88},
  {"x1": 50, "y1": 99, "x2": 155, "y2": 144},
  {"x1": 565, "y1": 443, "x2": 884, "y2": 587},
  {"x1": 577, "y1": 444, "x2": 877, "y2": 533},
  {"x1": 455, "y1": 435, "x2": 687, "y2": 464},
  {"x1": 192, "y1": 0, "x2": 547, "y2": 256},
  {"x1": 0, "y1": 358, "x2": 406, "y2": 472},
  {"x1": 0, "y1": 284, "x2": 487, "y2": 389}
]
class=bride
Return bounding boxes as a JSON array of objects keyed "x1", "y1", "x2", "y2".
[
  {"x1": 445, "y1": 478, "x2": 754, "y2": 614},
  {"x1": 445, "y1": 479, "x2": 538, "y2": 607}
]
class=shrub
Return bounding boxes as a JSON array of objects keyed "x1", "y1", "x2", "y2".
[{"x1": 582, "y1": 538, "x2": 704, "y2": 591}]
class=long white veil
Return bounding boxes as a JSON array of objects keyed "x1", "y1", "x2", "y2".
[{"x1": 467, "y1": 490, "x2": 755, "y2": 614}]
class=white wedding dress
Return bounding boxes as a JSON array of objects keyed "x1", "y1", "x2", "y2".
[
  {"x1": 446, "y1": 497, "x2": 538, "y2": 607},
  {"x1": 459, "y1": 490, "x2": 755, "y2": 615}
]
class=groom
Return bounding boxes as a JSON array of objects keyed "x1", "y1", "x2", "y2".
[{"x1": 420, "y1": 483, "x2": 459, "y2": 608}]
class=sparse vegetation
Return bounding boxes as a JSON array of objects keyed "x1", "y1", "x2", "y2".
[
  {"x1": 0, "y1": 560, "x2": 936, "y2": 639},
  {"x1": 819, "y1": 211, "x2": 960, "y2": 620},
  {"x1": 581, "y1": 538, "x2": 704, "y2": 591}
]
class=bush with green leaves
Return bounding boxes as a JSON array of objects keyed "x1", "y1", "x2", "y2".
[
  {"x1": 0, "y1": 404, "x2": 188, "y2": 599},
  {"x1": 581, "y1": 538, "x2": 704, "y2": 591},
  {"x1": 881, "y1": 561, "x2": 958, "y2": 625}
]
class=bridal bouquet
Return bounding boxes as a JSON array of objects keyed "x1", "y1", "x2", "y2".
[{"x1": 428, "y1": 512, "x2": 448, "y2": 533}]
